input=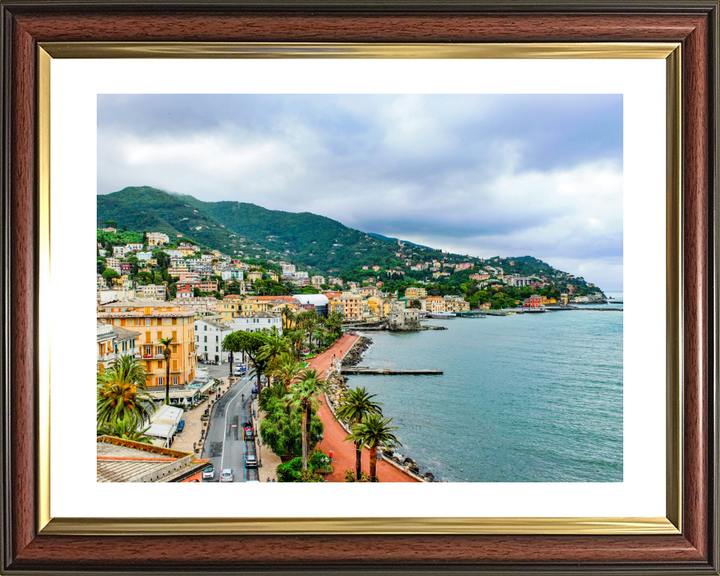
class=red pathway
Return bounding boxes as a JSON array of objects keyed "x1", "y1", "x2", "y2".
[{"x1": 307, "y1": 333, "x2": 419, "y2": 483}]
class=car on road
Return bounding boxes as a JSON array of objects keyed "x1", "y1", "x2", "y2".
[
  {"x1": 202, "y1": 464, "x2": 214, "y2": 480},
  {"x1": 251, "y1": 387, "x2": 259, "y2": 394},
  {"x1": 220, "y1": 468, "x2": 234, "y2": 482},
  {"x1": 177, "y1": 420, "x2": 185, "y2": 433},
  {"x1": 245, "y1": 454, "x2": 258, "y2": 469}
]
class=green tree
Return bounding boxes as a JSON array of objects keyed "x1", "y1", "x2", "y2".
[
  {"x1": 345, "y1": 414, "x2": 401, "y2": 482},
  {"x1": 297, "y1": 309, "x2": 320, "y2": 351},
  {"x1": 266, "y1": 351, "x2": 303, "y2": 393},
  {"x1": 97, "y1": 412, "x2": 154, "y2": 444},
  {"x1": 97, "y1": 356, "x2": 154, "y2": 426},
  {"x1": 287, "y1": 368, "x2": 328, "y2": 470},
  {"x1": 102, "y1": 268, "x2": 120, "y2": 282},
  {"x1": 223, "y1": 331, "x2": 269, "y2": 389},
  {"x1": 335, "y1": 387, "x2": 383, "y2": 480}
]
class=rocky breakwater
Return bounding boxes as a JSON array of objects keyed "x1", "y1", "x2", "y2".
[
  {"x1": 384, "y1": 452, "x2": 436, "y2": 482},
  {"x1": 325, "y1": 371, "x2": 350, "y2": 412},
  {"x1": 341, "y1": 336, "x2": 373, "y2": 367}
]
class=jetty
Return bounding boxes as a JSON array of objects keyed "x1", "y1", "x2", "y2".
[{"x1": 341, "y1": 367, "x2": 443, "y2": 375}]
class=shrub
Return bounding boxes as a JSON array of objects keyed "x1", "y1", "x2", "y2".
[{"x1": 344, "y1": 470, "x2": 371, "y2": 482}]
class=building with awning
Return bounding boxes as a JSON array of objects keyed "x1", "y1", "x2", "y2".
[{"x1": 145, "y1": 404, "x2": 184, "y2": 448}]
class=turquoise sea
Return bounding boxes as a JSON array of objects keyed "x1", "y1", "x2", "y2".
[{"x1": 353, "y1": 299, "x2": 623, "y2": 482}]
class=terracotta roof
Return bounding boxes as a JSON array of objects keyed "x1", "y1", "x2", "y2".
[
  {"x1": 96, "y1": 436, "x2": 209, "y2": 483},
  {"x1": 111, "y1": 326, "x2": 141, "y2": 342}
]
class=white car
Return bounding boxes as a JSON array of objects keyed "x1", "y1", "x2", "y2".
[
  {"x1": 220, "y1": 468, "x2": 234, "y2": 482},
  {"x1": 244, "y1": 454, "x2": 258, "y2": 469},
  {"x1": 202, "y1": 464, "x2": 215, "y2": 480}
]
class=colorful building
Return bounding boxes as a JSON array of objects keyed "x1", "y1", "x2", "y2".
[
  {"x1": 97, "y1": 300, "x2": 197, "y2": 387},
  {"x1": 523, "y1": 294, "x2": 543, "y2": 309}
]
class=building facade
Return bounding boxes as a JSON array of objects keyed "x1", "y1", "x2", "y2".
[{"x1": 97, "y1": 301, "x2": 197, "y2": 387}]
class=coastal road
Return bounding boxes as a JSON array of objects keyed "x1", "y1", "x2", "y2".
[{"x1": 201, "y1": 374, "x2": 259, "y2": 482}]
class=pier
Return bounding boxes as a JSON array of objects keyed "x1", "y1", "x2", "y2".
[{"x1": 341, "y1": 367, "x2": 443, "y2": 375}]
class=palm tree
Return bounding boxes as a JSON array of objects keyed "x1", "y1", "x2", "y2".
[
  {"x1": 287, "y1": 368, "x2": 328, "y2": 470},
  {"x1": 258, "y1": 379, "x2": 288, "y2": 412},
  {"x1": 266, "y1": 351, "x2": 304, "y2": 393},
  {"x1": 97, "y1": 355, "x2": 154, "y2": 426},
  {"x1": 257, "y1": 328, "x2": 291, "y2": 386},
  {"x1": 97, "y1": 412, "x2": 154, "y2": 444},
  {"x1": 280, "y1": 305, "x2": 297, "y2": 331},
  {"x1": 159, "y1": 336, "x2": 174, "y2": 404},
  {"x1": 284, "y1": 329, "x2": 306, "y2": 360},
  {"x1": 297, "y1": 309, "x2": 319, "y2": 351},
  {"x1": 315, "y1": 324, "x2": 330, "y2": 348},
  {"x1": 345, "y1": 414, "x2": 401, "y2": 482},
  {"x1": 325, "y1": 312, "x2": 344, "y2": 340},
  {"x1": 335, "y1": 387, "x2": 383, "y2": 480}
]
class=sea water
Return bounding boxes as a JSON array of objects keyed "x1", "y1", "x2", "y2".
[{"x1": 352, "y1": 305, "x2": 623, "y2": 482}]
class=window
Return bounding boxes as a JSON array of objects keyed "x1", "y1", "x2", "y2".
[
  {"x1": 204, "y1": 325, "x2": 207, "y2": 331},
  {"x1": 172, "y1": 377, "x2": 178, "y2": 386},
  {"x1": 204, "y1": 336, "x2": 207, "y2": 342},
  {"x1": 157, "y1": 377, "x2": 164, "y2": 386},
  {"x1": 216, "y1": 336, "x2": 219, "y2": 342}
]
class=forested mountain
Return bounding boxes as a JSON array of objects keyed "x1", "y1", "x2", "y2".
[{"x1": 97, "y1": 186, "x2": 601, "y2": 296}]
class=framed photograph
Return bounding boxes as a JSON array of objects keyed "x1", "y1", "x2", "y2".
[{"x1": 1, "y1": 1, "x2": 717, "y2": 574}]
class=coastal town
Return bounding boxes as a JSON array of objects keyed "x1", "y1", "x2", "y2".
[{"x1": 96, "y1": 224, "x2": 610, "y2": 483}]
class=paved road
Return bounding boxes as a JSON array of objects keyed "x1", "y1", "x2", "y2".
[{"x1": 200, "y1": 373, "x2": 259, "y2": 483}]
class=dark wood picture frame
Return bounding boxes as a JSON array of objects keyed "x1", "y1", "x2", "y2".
[{"x1": 1, "y1": 1, "x2": 718, "y2": 573}]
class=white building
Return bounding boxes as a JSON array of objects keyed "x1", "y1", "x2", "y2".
[
  {"x1": 281, "y1": 263, "x2": 296, "y2": 276},
  {"x1": 221, "y1": 269, "x2": 244, "y2": 282},
  {"x1": 136, "y1": 251, "x2": 153, "y2": 261},
  {"x1": 194, "y1": 318, "x2": 232, "y2": 362},
  {"x1": 294, "y1": 271, "x2": 309, "y2": 279},
  {"x1": 113, "y1": 245, "x2": 129, "y2": 258},
  {"x1": 228, "y1": 311, "x2": 283, "y2": 335},
  {"x1": 147, "y1": 232, "x2": 169, "y2": 246},
  {"x1": 506, "y1": 276, "x2": 533, "y2": 287},
  {"x1": 136, "y1": 284, "x2": 167, "y2": 298},
  {"x1": 125, "y1": 243, "x2": 143, "y2": 252},
  {"x1": 311, "y1": 275, "x2": 326, "y2": 287}
]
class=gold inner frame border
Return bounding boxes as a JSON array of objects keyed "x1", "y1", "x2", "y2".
[{"x1": 36, "y1": 41, "x2": 682, "y2": 536}]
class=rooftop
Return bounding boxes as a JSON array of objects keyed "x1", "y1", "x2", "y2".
[{"x1": 96, "y1": 436, "x2": 210, "y2": 483}]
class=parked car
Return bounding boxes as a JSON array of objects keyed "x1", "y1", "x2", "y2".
[
  {"x1": 220, "y1": 468, "x2": 234, "y2": 482},
  {"x1": 251, "y1": 387, "x2": 259, "y2": 394},
  {"x1": 243, "y1": 425, "x2": 254, "y2": 441},
  {"x1": 244, "y1": 454, "x2": 258, "y2": 469},
  {"x1": 202, "y1": 464, "x2": 214, "y2": 480},
  {"x1": 177, "y1": 420, "x2": 185, "y2": 433}
]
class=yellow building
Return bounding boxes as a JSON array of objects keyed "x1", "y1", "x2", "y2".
[
  {"x1": 97, "y1": 301, "x2": 196, "y2": 387},
  {"x1": 405, "y1": 286, "x2": 427, "y2": 299},
  {"x1": 218, "y1": 295, "x2": 284, "y2": 321},
  {"x1": 366, "y1": 296, "x2": 389, "y2": 320},
  {"x1": 423, "y1": 296, "x2": 446, "y2": 313},
  {"x1": 328, "y1": 293, "x2": 363, "y2": 322}
]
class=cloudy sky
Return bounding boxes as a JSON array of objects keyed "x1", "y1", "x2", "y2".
[{"x1": 98, "y1": 94, "x2": 623, "y2": 290}]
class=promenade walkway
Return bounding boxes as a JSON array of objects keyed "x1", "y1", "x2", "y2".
[{"x1": 308, "y1": 334, "x2": 419, "y2": 483}]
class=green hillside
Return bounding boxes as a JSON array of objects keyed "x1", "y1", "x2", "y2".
[
  {"x1": 97, "y1": 186, "x2": 604, "y2": 296},
  {"x1": 97, "y1": 186, "x2": 286, "y2": 262}
]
